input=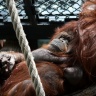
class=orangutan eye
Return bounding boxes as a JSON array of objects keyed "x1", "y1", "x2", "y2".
[{"x1": 59, "y1": 35, "x2": 71, "y2": 42}]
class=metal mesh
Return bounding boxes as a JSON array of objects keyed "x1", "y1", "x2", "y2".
[
  {"x1": 34, "y1": 0, "x2": 84, "y2": 22},
  {"x1": 0, "y1": 0, "x2": 84, "y2": 23},
  {"x1": 0, "y1": 0, "x2": 28, "y2": 23}
]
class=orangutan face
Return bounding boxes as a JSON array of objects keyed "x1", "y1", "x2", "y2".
[{"x1": 47, "y1": 31, "x2": 76, "y2": 54}]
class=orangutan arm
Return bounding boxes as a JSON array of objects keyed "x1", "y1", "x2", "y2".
[{"x1": 0, "y1": 48, "x2": 69, "y2": 74}]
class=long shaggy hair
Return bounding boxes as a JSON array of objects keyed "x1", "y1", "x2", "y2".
[{"x1": 77, "y1": 0, "x2": 96, "y2": 78}]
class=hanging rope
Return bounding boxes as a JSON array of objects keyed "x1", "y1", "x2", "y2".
[{"x1": 6, "y1": 0, "x2": 45, "y2": 96}]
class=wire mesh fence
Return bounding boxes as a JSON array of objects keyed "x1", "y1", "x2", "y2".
[
  {"x1": 0, "y1": 0, "x2": 28, "y2": 23},
  {"x1": 34, "y1": 0, "x2": 84, "y2": 22},
  {"x1": 0, "y1": 0, "x2": 84, "y2": 24}
]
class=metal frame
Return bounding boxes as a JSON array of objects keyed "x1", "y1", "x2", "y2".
[{"x1": 0, "y1": 0, "x2": 84, "y2": 49}]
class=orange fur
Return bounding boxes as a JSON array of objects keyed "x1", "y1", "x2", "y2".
[
  {"x1": 77, "y1": 0, "x2": 96, "y2": 77},
  {"x1": 0, "y1": 61, "x2": 65, "y2": 96}
]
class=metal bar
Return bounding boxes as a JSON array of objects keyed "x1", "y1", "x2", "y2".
[{"x1": 23, "y1": 0, "x2": 37, "y2": 25}]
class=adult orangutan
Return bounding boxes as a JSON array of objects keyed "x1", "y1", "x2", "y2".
[
  {"x1": 1, "y1": 0, "x2": 96, "y2": 95},
  {"x1": 0, "y1": 20, "x2": 86, "y2": 96}
]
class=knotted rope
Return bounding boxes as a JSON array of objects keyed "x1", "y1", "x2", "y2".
[{"x1": 6, "y1": 0, "x2": 45, "y2": 96}]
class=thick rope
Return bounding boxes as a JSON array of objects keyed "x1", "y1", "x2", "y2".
[
  {"x1": 73, "y1": 83, "x2": 96, "y2": 96},
  {"x1": 6, "y1": 0, "x2": 45, "y2": 96},
  {"x1": 63, "y1": 83, "x2": 96, "y2": 96}
]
